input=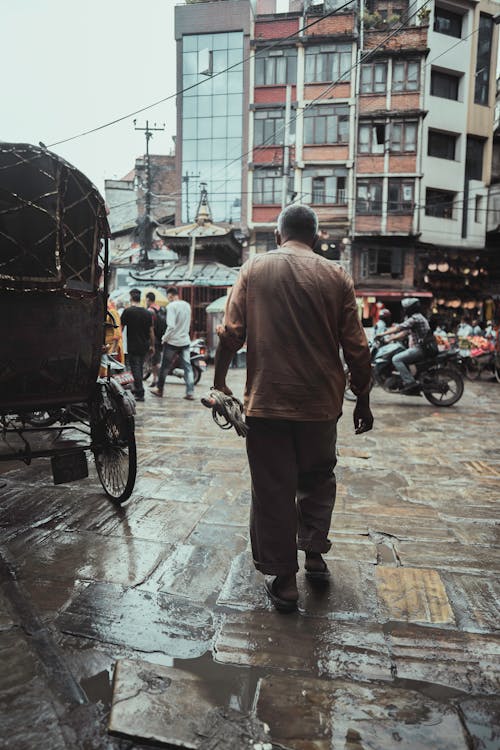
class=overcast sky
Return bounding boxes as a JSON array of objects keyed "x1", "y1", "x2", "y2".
[{"x1": 2, "y1": 0, "x2": 178, "y2": 193}]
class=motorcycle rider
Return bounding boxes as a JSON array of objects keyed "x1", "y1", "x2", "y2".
[
  {"x1": 382, "y1": 297, "x2": 430, "y2": 395},
  {"x1": 373, "y1": 308, "x2": 392, "y2": 339}
]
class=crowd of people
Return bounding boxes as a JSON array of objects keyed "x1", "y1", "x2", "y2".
[{"x1": 105, "y1": 287, "x2": 195, "y2": 403}]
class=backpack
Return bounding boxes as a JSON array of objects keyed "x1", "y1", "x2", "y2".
[
  {"x1": 422, "y1": 330, "x2": 439, "y2": 358},
  {"x1": 153, "y1": 306, "x2": 167, "y2": 341}
]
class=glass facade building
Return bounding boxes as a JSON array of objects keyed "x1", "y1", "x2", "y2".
[{"x1": 181, "y1": 32, "x2": 244, "y2": 223}]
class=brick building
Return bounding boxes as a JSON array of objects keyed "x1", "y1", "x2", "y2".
[{"x1": 174, "y1": 0, "x2": 500, "y2": 323}]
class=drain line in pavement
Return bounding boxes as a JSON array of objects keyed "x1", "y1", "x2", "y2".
[{"x1": 0, "y1": 546, "x2": 87, "y2": 706}]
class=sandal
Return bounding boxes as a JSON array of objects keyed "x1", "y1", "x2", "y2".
[
  {"x1": 305, "y1": 554, "x2": 331, "y2": 581},
  {"x1": 264, "y1": 577, "x2": 298, "y2": 614}
]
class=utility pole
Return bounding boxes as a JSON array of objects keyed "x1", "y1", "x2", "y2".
[
  {"x1": 134, "y1": 119, "x2": 165, "y2": 267},
  {"x1": 182, "y1": 171, "x2": 200, "y2": 223},
  {"x1": 281, "y1": 85, "x2": 292, "y2": 209}
]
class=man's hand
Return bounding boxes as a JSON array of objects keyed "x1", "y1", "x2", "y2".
[
  {"x1": 353, "y1": 395, "x2": 373, "y2": 434},
  {"x1": 213, "y1": 383, "x2": 233, "y2": 396}
]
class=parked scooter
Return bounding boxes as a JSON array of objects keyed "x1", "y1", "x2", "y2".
[
  {"x1": 143, "y1": 339, "x2": 207, "y2": 386},
  {"x1": 345, "y1": 336, "x2": 464, "y2": 407}
]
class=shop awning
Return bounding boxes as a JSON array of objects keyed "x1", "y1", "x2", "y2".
[{"x1": 355, "y1": 289, "x2": 433, "y2": 299}]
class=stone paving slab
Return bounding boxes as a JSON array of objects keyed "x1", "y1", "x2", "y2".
[
  {"x1": 0, "y1": 588, "x2": 16, "y2": 630},
  {"x1": 458, "y1": 697, "x2": 500, "y2": 750},
  {"x1": 387, "y1": 622, "x2": 500, "y2": 694},
  {"x1": 217, "y1": 552, "x2": 379, "y2": 620},
  {"x1": 5, "y1": 528, "x2": 169, "y2": 587},
  {"x1": 56, "y1": 582, "x2": 216, "y2": 659},
  {"x1": 394, "y1": 540, "x2": 500, "y2": 574},
  {"x1": 108, "y1": 657, "x2": 270, "y2": 748},
  {"x1": 376, "y1": 567, "x2": 455, "y2": 625},
  {"x1": 442, "y1": 573, "x2": 500, "y2": 633},
  {"x1": 0, "y1": 629, "x2": 68, "y2": 750},
  {"x1": 215, "y1": 611, "x2": 392, "y2": 682},
  {"x1": 147, "y1": 542, "x2": 234, "y2": 603},
  {"x1": 255, "y1": 674, "x2": 469, "y2": 750},
  {"x1": 186, "y1": 521, "x2": 250, "y2": 555},
  {"x1": 104, "y1": 496, "x2": 208, "y2": 543}
]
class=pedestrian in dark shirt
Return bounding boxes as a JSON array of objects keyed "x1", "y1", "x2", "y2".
[
  {"x1": 120, "y1": 289, "x2": 154, "y2": 402},
  {"x1": 213, "y1": 204, "x2": 373, "y2": 613}
]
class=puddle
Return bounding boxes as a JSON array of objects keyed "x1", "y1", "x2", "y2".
[
  {"x1": 81, "y1": 669, "x2": 113, "y2": 708},
  {"x1": 172, "y1": 652, "x2": 261, "y2": 713}
]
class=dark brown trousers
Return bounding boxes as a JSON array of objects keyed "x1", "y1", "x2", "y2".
[{"x1": 246, "y1": 417, "x2": 338, "y2": 576}]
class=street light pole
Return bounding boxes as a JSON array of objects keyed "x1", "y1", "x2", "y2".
[{"x1": 134, "y1": 119, "x2": 165, "y2": 267}]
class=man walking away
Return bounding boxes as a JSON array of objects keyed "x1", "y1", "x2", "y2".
[
  {"x1": 151, "y1": 287, "x2": 195, "y2": 401},
  {"x1": 213, "y1": 204, "x2": 373, "y2": 613},
  {"x1": 146, "y1": 291, "x2": 166, "y2": 387},
  {"x1": 120, "y1": 288, "x2": 155, "y2": 402}
]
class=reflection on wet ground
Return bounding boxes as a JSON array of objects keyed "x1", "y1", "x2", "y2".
[{"x1": 0, "y1": 368, "x2": 499, "y2": 748}]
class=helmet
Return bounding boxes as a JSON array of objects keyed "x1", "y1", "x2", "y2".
[
  {"x1": 401, "y1": 297, "x2": 420, "y2": 316},
  {"x1": 379, "y1": 308, "x2": 392, "y2": 320}
]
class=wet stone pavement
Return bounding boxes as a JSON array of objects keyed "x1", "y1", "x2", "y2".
[{"x1": 0, "y1": 367, "x2": 499, "y2": 749}]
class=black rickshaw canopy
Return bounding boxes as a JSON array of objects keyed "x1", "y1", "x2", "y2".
[{"x1": 0, "y1": 142, "x2": 109, "y2": 291}]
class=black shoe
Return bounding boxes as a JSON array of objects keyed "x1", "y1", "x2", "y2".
[
  {"x1": 304, "y1": 553, "x2": 331, "y2": 581},
  {"x1": 401, "y1": 383, "x2": 421, "y2": 395},
  {"x1": 264, "y1": 577, "x2": 298, "y2": 614}
]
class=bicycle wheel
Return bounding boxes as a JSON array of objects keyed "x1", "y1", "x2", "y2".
[
  {"x1": 422, "y1": 367, "x2": 464, "y2": 407},
  {"x1": 92, "y1": 400, "x2": 136, "y2": 503}
]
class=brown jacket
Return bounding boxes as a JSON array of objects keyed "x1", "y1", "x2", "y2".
[{"x1": 219, "y1": 241, "x2": 372, "y2": 421}]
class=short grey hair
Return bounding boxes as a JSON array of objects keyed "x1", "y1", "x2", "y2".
[{"x1": 277, "y1": 203, "x2": 318, "y2": 243}]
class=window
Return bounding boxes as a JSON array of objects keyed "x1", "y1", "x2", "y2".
[
  {"x1": 475, "y1": 196, "x2": 483, "y2": 223},
  {"x1": 431, "y1": 69, "x2": 460, "y2": 100},
  {"x1": 390, "y1": 121, "x2": 417, "y2": 152},
  {"x1": 474, "y1": 15, "x2": 493, "y2": 105},
  {"x1": 428, "y1": 130, "x2": 457, "y2": 160},
  {"x1": 305, "y1": 44, "x2": 351, "y2": 83},
  {"x1": 361, "y1": 248, "x2": 404, "y2": 278},
  {"x1": 433, "y1": 7, "x2": 463, "y2": 38},
  {"x1": 303, "y1": 168, "x2": 347, "y2": 205},
  {"x1": 358, "y1": 122, "x2": 385, "y2": 153},
  {"x1": 466, "y1": 137, "x2": 484, "y2": 181},
  {"x1": 356, "y1": 180, "x2": 383, "y2": 214},
  {"x1": 254, "y1": 109, "x2": 295, "y2": 146},
  {"x1": 253, "y1": 168, "x2": 282, "y2": 204},
  {"x1": 388, "y1": 179, "x2": 414, "y2": 213},
  {"x1": 304, "y1": 105, "x2": 349, "y2": 144},
  {"x1": 360, "y1": 62, "x2": 387, "y2": 94},
  {"x1": 255, "y1": 48, "x2": 297, "y2": 85},
  {"x1": 392, "y1": 60, "x2": 419, "y2": 92},
  {"x1": 425, "y1": 188, "x2": 456, "y2": 218},
  {"x1": 255, "y1": 232, "x2": 277, "y2": 253}
]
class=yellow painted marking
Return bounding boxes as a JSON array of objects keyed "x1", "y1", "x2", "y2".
[{"x1": 376, "y1": 567, "x2": 455, "y2": 624}]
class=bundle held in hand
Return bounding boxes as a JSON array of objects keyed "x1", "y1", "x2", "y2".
[{"x1": 200, "y1": 390, "x2": 249, "y2": 438}]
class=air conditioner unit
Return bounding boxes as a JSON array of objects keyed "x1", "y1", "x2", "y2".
[{"x1": 198, "y1": 48, "x2": 213, "y2": 77}]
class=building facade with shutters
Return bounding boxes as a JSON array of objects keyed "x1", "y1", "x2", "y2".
[{"x1": 174, "y1": 0, "x2": 500, "y2": 322}]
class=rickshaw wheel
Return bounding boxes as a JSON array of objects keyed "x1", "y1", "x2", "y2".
[{"x1": 92, "y1": 402, "x2": 137, "y2": 503}]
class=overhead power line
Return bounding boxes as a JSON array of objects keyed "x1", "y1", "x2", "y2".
[{"x1": 47, "y1": 0, "x2": 357, "y2": 149}]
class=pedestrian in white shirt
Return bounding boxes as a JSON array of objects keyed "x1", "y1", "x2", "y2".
[{"x1": 150, "y1": 287, "x2": 195, "y2": 400}]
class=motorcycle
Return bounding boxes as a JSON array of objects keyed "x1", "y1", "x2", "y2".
[
  {"x1": 142, "y1": 338, "x2": 207, "y2": 386},
  {"x1": 344, "y1": 336, "x2": 465, "y2": 407}
]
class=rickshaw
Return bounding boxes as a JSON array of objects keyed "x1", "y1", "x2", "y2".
[{"x1": 0, "y1": 142, "x2": 136, "y2": 503}]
